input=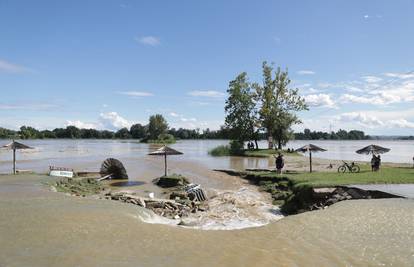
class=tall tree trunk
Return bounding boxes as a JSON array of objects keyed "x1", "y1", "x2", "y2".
[
  {"x1": 254, "y1": 139, "x2": 258, "y2": 150},
  {"x1": 267, "y1": 134, "x2": 273, "y2": 149},
  {"x1": 278, "y1": 139, "x2": 282, "y2": 150}
]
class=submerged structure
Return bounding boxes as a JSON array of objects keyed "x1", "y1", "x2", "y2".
[{"x1": 100, "y1": 158, "x2": 128, "y2": 179}]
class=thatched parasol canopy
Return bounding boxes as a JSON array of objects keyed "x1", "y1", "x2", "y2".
[
  {"x1": 356, "y1": 144, "x2": 390, "y2": 155},
  {"x1": 295, "y1": 144, "x2": 327, "y2": 153},
  {"x1": 1, "y1": 140, "x2": 33, "y2": 174},
  {"x1": 295, "y1": 144, "x2": 327, "y2": 173},
  {"x1": 148, "y1": 146, "x2": 183, "y2": 176}
]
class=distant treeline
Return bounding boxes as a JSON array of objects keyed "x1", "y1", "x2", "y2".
[
  {"x1": 0, "y1": 125, "x2": 374, "y2": 141},
  {"x1": 0, "y1": 125, "x2": 231, "y2": 140},
  {"x1": 398, "y1": 136, "x2": 414, "y2": 140},
  {"x1": 294, "y1": 129, "x2": 369, "y2": 140}
]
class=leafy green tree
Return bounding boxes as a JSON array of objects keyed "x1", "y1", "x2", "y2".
[
  {"x1": 19, "y1": 126, "x2": 41, "y2": 139},
  {"x1": 101, "y1": 130, "x2": 115, "y2": 139},
  {"x1": 115, "y1": 127, "x2": 131, "y2": 139},
  {"x1": 0, "y1": 127, "x2": 17, "y2": 138},
  {"x1": 148, "y1": 114, "x2": 168, "y2": 140},
  {"x1": 130, "y1": 123, "x2": 147, "y2": 139},
  {"x1": 254, "y1": 62, "x2": 308, "y2": 149},
  {"x1": 224, "y1": 72, "x2": 258, "y2": 149},
  {"x1": 65, "y1": 126, "x2": 81, "y2": 139},
  {"x1": 41, "y1": 130, "x2": 56, "y2": 138}
]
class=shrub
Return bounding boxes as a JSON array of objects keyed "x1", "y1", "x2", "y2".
[
  {"x1": 229, "y1": 140, "x2": 244, "y2": 155},
  {"x1": 209, "y1": 145, "x2": 231, "y2": 156}
]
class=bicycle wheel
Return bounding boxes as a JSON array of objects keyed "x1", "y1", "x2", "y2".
[
  {"x1": 337, "y1": 165, "x2": 346, "y2": 173},
  {"x1": 351, "y1": 165, "x2": 360, "y2": 173}
]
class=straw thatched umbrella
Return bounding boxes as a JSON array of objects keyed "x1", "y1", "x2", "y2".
[
  {"x1": 356, "y1": 144, "x2": 390, "y2": 155},
  {"x1": 1, "y1": 140, "x2": 33, "y2": 174},
  {"x1": 296, "y1": 144, "x2": 327, "y2": 173},
  {"x1": 148, "y1": 146, "x2": 183, "y2": 176}
]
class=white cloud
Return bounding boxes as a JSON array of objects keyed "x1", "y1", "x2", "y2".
[
  {"x1": 333, "y1": 110, "x2": 414, "y2": 130},
  {"x1": 363, "y1": 14, "x2": 383, "y2": 20},
  {"x1": 136, "y1": 36, "x2": 160, "y2": 46},
  {"x1": 188, "y1": 90, "x2": 226, "y2": 98},
  {"x1": 180, "y1": 117, "x2": 197, "y2": 122},
  {"x1": 340, "y1": 93, "x2": 402, "y2": 105},
  {"x1": 297, "y1": 70, "x2": 315, "y2": 75},
  {"x1": 170, "y1": 119, "x2": 223, "y2": 130},
  {"x1": 0, "y1": 103, "x2": 57, "y2": 111},
  {"x1": 384, "y1": 72, "x2": 414, "y2": 79},
  {"x1": 273, "y1": 37, "x2": 281, "y2": 44},
  {"x1": 189, "y1": 101, "x2": 210, "y2": 106},
  {"x1": 388, "y1": 119, "x2": 414, "y2": 128},
  {"x1": 361, "y1": 75, "x2": 382, "y2": 83},
  {"x1": 65, "y1": 120, "x2": 98, "y2": 129},
  {"x1": 168, "y1": 112, "x2": 197, "y2": 123},
  {"x1": 0, "y1": 59, "x2": 29, "y2": 73},
  {"x1": 118, "y1": 91, "x2": 154, "y2": 97},
  {"x1": 337, "y1": 112, "x2": 384, "y2": 128},
  {"x1": 99, "y1": 112, "x2": 132, "y2": 130},
  {"x1": 304, "y1": 94, "x2": 336, "y2": 108}
]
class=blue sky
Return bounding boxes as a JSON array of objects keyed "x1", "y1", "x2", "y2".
[{"x1": 1, "y1": 0, "x2": 414, "y2": 135}]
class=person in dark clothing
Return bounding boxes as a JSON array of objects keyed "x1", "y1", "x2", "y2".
[
  {"x1": 371, "y1": 155, "x2": 376, "y2": 172},
  {"x1": 275, "y1": 153, "x2": 285, "y2": 174},
  {"x1": 375, "y1": 155, "x2": 381, "y2": 171}
]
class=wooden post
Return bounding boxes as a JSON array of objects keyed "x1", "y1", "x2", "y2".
[
  {"x1": 164, "y1": 153, "x2": 167, "y2": 176},
  {"x1": 13, "y1": 148, "x2": 16, "y2": 175},
  {"x1": 309, "y1": 150, "x2": 312, "y2": 173}
]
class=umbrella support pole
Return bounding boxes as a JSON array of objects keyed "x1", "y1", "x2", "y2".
[
  {"x1": 309, "y1": 151, "x2": 312, "y2": 173},
  {"x1": 164, "y1": 154, "x2": 167, "y2": 176},
  {"x1": 13, "y1": 148, "x2": 16, "y2": 175}
]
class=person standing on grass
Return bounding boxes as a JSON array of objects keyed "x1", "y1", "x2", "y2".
[
  {"x1": 371, "y1": 155, "x2": 376, "y2": 172},
  {"x1": 374, "y1": 155, "x2": 381, "y2": 171},
  {"x1": 275, "y1": 153, "x2": 285, "y2": 174}
]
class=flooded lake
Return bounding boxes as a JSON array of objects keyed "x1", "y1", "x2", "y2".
[
  {"x1": 0, "y1": 174, "x2": 413, "y2": 266},
  {"x1": 1, "y1": 139, "x2": 413, "y2": 174},
  {"x1": 0, "y1": 140, "x2": 414, "y2": 266}
]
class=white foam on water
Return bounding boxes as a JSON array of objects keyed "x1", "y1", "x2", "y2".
[
  {"x1": 133, "y1": 208, "x2": 179, "y2": 226},
  {"x1": 133, "y1": 186, "x2": 284, "y2": 230}
]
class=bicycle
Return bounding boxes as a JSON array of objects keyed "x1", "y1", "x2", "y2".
[{"x1": 337, "y1": 161, "x2": 360, "y2": 173}]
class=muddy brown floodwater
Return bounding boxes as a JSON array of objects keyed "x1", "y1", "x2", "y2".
[
  {"x1": 1, "y1": 140, "x2": 414, "y2": 266},
  {"x1": 1, "y1": 174, "x2": 414, "y2": 267}
]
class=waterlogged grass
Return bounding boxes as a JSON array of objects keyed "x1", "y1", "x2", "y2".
[
  {"x1": 145, "y1": 139, "x2": 176, "y2": 144},
  {"x1": 251, "y1": 165, "x2": 414, "y2": 188},
  {"x1": 243, "y1": 149, "x2": 300, "y2": 157},
  {"x1": 208, "y1": 145, "x2": 231, "y2": 156},
  {"x1": 209, "y1": 146, "x2": 301, "y2": 157}
]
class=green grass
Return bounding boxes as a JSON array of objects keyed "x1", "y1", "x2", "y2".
[
  {"x1": 248, "y1": 164, "x2": 414, "y2": 188},
  {"x1": 145, "y1": 139, "x2": 176, "y2": 144},
  {"x1": 243, "y1": 149, "x2": 301, "y2": 157},
  {"x1": 209, "y1": 147, "x2": 301, "y2": 157},
  {"x1": 208, "y1": 145, "x2": 231, "y2": 156}
]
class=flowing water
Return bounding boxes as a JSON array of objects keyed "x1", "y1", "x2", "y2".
[
  {"x1": 0, "y1": 140, "x2": 414, "y2": 266},
  {"x1": 0, "y1": 174, "x2": 413, "y2": 267}
]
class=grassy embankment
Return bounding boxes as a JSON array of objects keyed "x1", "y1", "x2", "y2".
[
  {"x1": 256, "y1": 164, "x2": 414, "y2": 188},
  {"x1": 209, "y1": 146, "x2": 300, "y2": 157},
  {"x1": 222, "y1": 164, "x2": 414, "y2": 213}
]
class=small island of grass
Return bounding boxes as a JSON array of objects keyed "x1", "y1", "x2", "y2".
[
  {"x1": 142, "y1": 133, "x2": 176, "y2": 144},
  {"x1": 209, "y1": 144, "x2": 300, "y2": 157},
  {"x1": 139, "y1": 114, "x2": 177, "y2": 144},
  {"x1": 153, "y1": 173, "x2": 189, "y2": 188}
]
